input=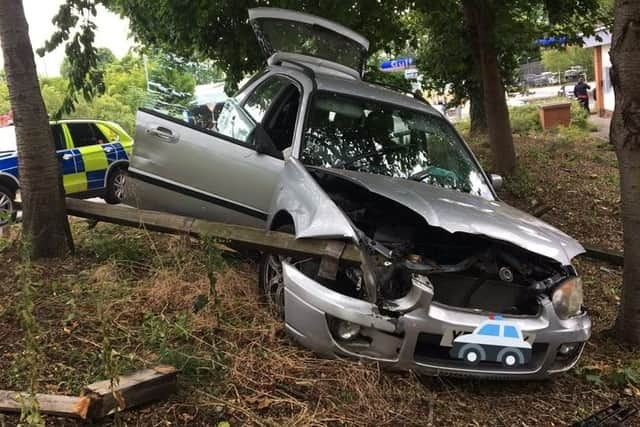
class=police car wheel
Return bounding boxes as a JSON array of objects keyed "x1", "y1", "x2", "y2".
[
  {"x1": 462, "y1": 347, "x2": 481, "y2": 365},
  {"x1": 0, "y1": 185, "x2": 16, "y2": 226},
  {"x1": 501, "y1": 350, "x2": 519, "y2": 367},
  {"x1": 104, "y1": 168, "x2": 127, "y2": 204}
]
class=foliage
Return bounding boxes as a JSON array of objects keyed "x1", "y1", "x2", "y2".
[
  {"x1": 541, "y1": 46, "x2": 594, "y2": 80},
  {"x1": 509, "y1": 104, "x2": 542, "y2": 135},
  {"x1": 414, "y1": 0, "x2": 605, "y2": 107},
  {"x1": 0, "y1": 71, "x2": 9, "y2": 115},
  {"x1": 37, "y1": 0, "x2": 106, "y2": 118},
  {"x1": 363, "y1": 53, "x2": 413, "y2": 92},
  {"x1": 509, "y1": 99, "x2": 594, "y2": 136}
]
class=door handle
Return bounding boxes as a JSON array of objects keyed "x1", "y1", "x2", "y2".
[
  {"x1": 146, "y1": 126, "x2": 179, "y2": 142},
  {"x1": 62, "y1": 153, "x2": 73, "y2": 161}
]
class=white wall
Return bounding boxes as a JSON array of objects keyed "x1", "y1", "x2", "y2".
[{"x1": 601, "y1": 44, "x2": 615, "y2": 112}]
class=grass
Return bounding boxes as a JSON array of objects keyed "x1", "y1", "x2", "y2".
[{"x1": 0, "y1": 122, "x2": 637, "y2": 425}]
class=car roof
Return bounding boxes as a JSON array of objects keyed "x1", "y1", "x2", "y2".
[
  {"x1": 50, "y1": 119, "x2": 117, "y2": 125},
  {"x1": 313, "y1": 72, "x2": 438, "y2": 115}
]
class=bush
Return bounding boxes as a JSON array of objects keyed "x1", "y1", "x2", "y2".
[
  {"x1": 509, "y1": 99, "x2": 593, "y2": 136},
  {"x1": 509, "y1": 104, "x2": 541, "y2": 135}
]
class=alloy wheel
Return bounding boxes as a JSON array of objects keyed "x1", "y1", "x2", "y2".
[
  {"x1": 0, "y1": 192, "x2": 14, "y2": 226},
  {"x1": 113, "y1": 172, "x2": 127, "y2": 202}
]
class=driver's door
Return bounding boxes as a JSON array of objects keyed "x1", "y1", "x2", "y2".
[{"x1": 127, "y1": 73, "x2": 299, "y2": 227}]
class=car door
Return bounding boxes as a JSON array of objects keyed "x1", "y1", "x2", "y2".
[
  {"x1": 127, "y1": 73, "x2": 301, "y2": 228},
  {"x1": 63, "y1": 122, "x2": 116, "y2": 194},
  {"x1": 53, "y1": 123, "x2": 86, "y2": 194}
]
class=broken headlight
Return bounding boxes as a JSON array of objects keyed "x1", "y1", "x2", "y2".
[{"x1": 552, "y1": 277, "x2": 583, "y2": 319}]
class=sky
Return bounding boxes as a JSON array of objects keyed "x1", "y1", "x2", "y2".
[{"x1": 0, "y1": 0, "x2": 133, "y2": 77}]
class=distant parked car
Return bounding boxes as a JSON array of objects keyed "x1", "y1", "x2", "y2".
[
  {"x1": 0, "y1": 120, "x2": 133, "y2": 225},
  {"x1": 564, "y1": 66, "x2": 586, "y2": 81}
]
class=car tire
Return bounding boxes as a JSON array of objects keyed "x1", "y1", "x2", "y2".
[
  {"x1": 0, "y1": 185, "x2": 16, "y2": 226},
  {"x1": 461, "y1": 347, "x2": 482, "y2": 365},
  {"x1": 258, "y1": 224, "x2": 294, "y2": 319},
  {"x1": 500, "y1": 349, "x2": 521, "y2": 367},
  {"x1": 104, "y1": 167, "x2": 127, "y2": 204}
]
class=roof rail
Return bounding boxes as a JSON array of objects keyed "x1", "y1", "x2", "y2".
[{"x1": 361, "y1": 77, "x2": 431, "y2": 105}]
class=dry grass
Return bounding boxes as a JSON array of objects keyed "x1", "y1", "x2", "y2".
[{"x1": 0, "y1": 130, "x2": 638, "y2": 426}]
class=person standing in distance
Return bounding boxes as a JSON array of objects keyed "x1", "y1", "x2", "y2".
[{"x1": 574, "y1": 77, "x2": 592, "y2": 112}]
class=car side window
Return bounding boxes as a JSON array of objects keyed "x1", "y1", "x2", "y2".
[
  {"x1": 67, "y1": 123, "x2": 108, "y2": 148},
  {"x1": 478, "y1": 324, "x2": 499, "y2": 336},
  {"x1": 215, "y1": 101, "x2": 256, "y2": 145},
  {"x1": 51, "y1": 125, "x2": 66, "y2": 151},
  {"x1": 503, "y1": 326, "x2": 519, "y2": 339},
  {"x1": 243, "y1": 76, "x2": 292, "y2": 123}
]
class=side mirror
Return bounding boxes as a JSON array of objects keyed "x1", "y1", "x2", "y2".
[
  {"x1": 490, "y1": 174, "x2": 503, "y2": 191},
  {"x1": 254, "y1": 124, "x2": 283, "y2": 159}
]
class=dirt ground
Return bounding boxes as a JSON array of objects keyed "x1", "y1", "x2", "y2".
[{"x1": 0, "y1": 129, "x2": 638, "y2": 426}]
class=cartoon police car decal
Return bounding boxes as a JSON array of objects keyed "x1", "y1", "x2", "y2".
[{"x1": 449, "y1": 315, "x2": 532, "y2": 367}]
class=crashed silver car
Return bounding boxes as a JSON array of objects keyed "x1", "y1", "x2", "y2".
[{"x1": 126, "y1": 8, "x2": 590, "y2": 379}]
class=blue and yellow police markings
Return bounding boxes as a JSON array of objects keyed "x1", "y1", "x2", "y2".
[{"x1": 61, "y1": 142, "x2": 130, "y2": 193}]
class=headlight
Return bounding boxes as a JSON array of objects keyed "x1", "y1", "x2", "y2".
[{"x1": 552, "y1": 277, "x2": 583, "y2": 319}]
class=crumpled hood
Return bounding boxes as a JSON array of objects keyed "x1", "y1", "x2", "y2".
[{"x1": 318, "y1": 168, "x2": 584, "y2": 265}]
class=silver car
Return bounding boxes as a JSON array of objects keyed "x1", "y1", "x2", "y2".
[{"x1": 126, "y1": 7, "x2": 590, "y2": 379}]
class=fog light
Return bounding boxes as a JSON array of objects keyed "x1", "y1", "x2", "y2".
[
  {"x1": 335, "y1": 320, "x2": 361, "y2": 341},
  {"x1": 558, "y1": 343, "x2": 579, "y2": 356}
]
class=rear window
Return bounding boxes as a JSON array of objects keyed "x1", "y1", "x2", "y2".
[
  {"x1": 51, "y1": 125, "x2": 66, "y2": 151},
  {"x1": 252, "y1": 18, "x2": 366, "y2": 72}
]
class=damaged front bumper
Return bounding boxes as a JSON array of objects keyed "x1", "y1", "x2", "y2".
[{"x1": 282, "y1": 262, "x2": 591, "y2": 380}]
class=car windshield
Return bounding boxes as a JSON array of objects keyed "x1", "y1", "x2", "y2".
[{"x1": 301, "y1": 93, "x2": 493, "y2": 199}]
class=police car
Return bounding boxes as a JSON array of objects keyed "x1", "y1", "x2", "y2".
[
  {"x1": 0, "y1": 120, "x2": 133, "y2": 225},
  {"x1": 449, "y1": 315, "x2": 533, "y2": 367}
]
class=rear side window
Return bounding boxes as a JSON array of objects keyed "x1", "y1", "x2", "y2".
[
  {"x1": 243, "y1": 76, "x2": 291, "y2": 123},
  {"x1": 51, "y1": 125, "x2": 66, "y2": 151},
  {"x1": 67, "y1": 123, "x2": 108, "y2": 148},
  {"x1": 503, "y1": 326, "x2": 519, "y2": 339}
]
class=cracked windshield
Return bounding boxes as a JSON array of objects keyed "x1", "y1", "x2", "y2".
[{"x1": 302, "y1": 93, "x2": 494, "y2": 199}]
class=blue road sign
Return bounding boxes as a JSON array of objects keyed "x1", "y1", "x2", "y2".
[{"x1": 380, "y1": 57, "x2": 415, "y2": 72}]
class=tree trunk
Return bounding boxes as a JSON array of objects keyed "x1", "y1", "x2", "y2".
[
  {"x1": 611, "y1": 0, "x2": 640, "y2": 344},
  {"x1": 0, "y1": 0, "x2": 70, "y2": 258},
  {"x1": 463, "y1": 0, "x2": 516, "y2": 175},
  {"x1": 469, "y1": 80, "x2": 488, "y2": 136}
]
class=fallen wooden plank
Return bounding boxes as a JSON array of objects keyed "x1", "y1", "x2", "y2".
[
  {"x1": 83, "y1": 365, "x2": 177, "y2": 419},
  {"x1": 581, "y1": 244, "x2": 624, "y2": 266},
  {"x1": 0, "y1": 391, "x2": 90, "y2": 419},
  {"x1": 61, "y1": 198, "x2": 362, "y2": 265}
]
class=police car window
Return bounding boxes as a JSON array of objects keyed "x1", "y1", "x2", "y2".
[
  {"x1": 67, "y1": 123, "x2": 105, "y2": 148},
  {"x1": 51, "y1": 125, "x2": 66, "y2": 151},
  {"x1": 503, "y1": 326, "x2": 519, "y2": 339},
  {"x1": 478, "y1": 324, "x2": 500, "y2": 336}
]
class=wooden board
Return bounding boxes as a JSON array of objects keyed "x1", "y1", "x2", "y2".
[
  {"x1": 0, "y1": 391, "x2": 90, "y2": 419},
  {"x1": 63, "y1": 198, "x2": 362, "y2": 264},
  {"x1": 83, "y1": 365, "x2": 178, "y2": 419}
]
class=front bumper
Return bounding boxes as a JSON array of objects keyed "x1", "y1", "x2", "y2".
[{"x1": 282, "y1": 263, "x2": 591, "y2": 380}]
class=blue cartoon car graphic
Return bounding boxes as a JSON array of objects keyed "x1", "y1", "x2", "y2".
[{"x1": 449, "y1": 315, "x2": 532, "y2": 367}]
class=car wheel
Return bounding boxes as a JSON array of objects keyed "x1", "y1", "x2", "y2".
[
  {"x1": 501, "y1": 350, "x2": 521, "y2": 367},
  {"x1": 461, "y1": 347, "x2": 482, "y2": 365},
  {"x1": 258, "y1": 224, "x2": 295, "y2": 318},
  {"x1": 104, "y1": 168, "x2": 127, "y2": 204},
  {"x1": 0, "y1": 185, "x2": 16, "y2": 226}
]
